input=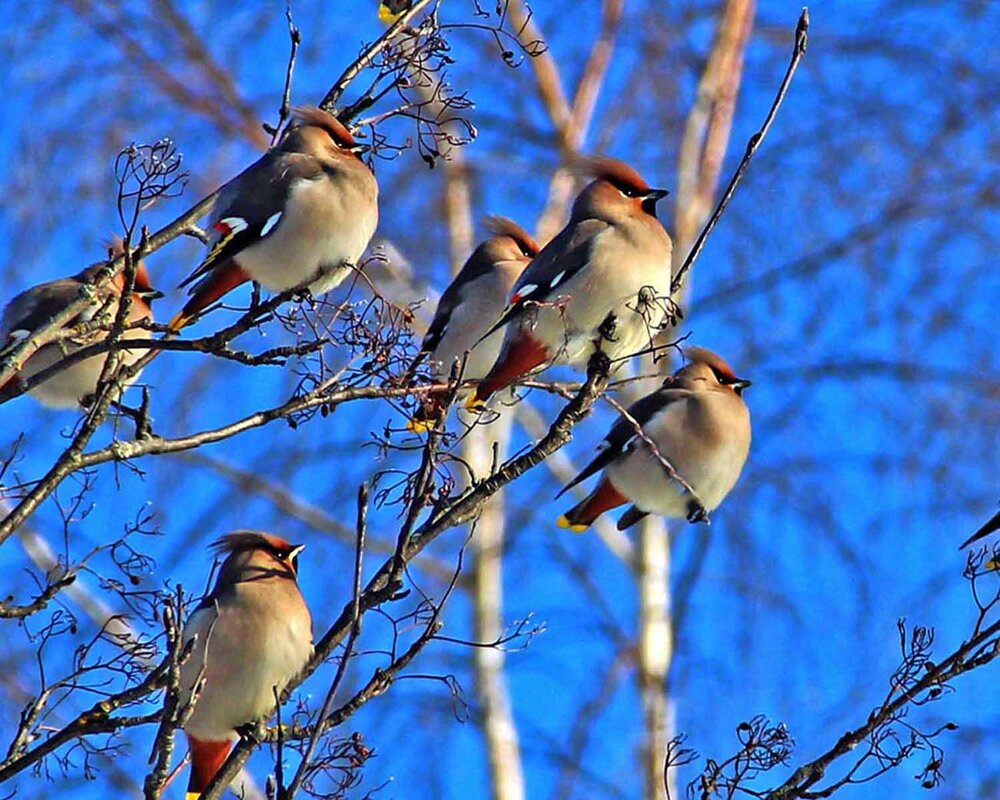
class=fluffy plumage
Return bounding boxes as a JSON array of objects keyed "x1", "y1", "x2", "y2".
[
  {"x1": 0, "y1": 241, "x2": 161, "y2": 408},
  {"x1": 170, "y1": 106, "x2": 378, "y2": 330},
  {"x1": 557, "y1": 348, "x2": 751, "y2": 531},
  {"x1": 467, "y1": 156, "x2": 672, "y2": 408},
  {"x1": 180, "y1": 531, "x2": 313, "y2": 799},
  {"x1": 406, "y1": 216, "x2": 537, "y2": 432}
]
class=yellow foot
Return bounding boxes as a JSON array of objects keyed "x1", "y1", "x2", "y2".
[{"x1": 556, "y1": 515, "x2": 589, "y2": 533}]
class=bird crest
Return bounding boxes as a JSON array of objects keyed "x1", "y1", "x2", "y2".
[
  {"x1": 484, "y1": 216, "x2": 541, "y2": 258},
  {"x1": 574, "y1": 155, "x2": 651, "y2": 195},
  {"x1": 292, "y1": 105, "x2": 357, "y2": 149}
]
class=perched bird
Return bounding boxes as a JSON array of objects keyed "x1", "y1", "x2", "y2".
[
  {"x1": 169, "y1": 106, "x2": 379, "y2": 330},
  {"x1": 0, "y1": 241, "x2": 162, "y2": 408},
  {"x1": 466, "y1": 157, "x2": 672, "y2": 409},
  {"x1": 407, "y1": 216, "x2": 538, "y2": 432},
  {"x1": 556, "y1": 347, "x2": 751, "y2": 532},
  {"x1": 378, "y1": 0, "x2": 412, "y2": 24},
  {"x1": 960, "y1": 509, "x2": 1000, "y2": 549},
  {"x1": 179, "y1": 532, "x2": 313, "y2": 800}
]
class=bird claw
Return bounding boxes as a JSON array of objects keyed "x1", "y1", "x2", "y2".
[
  {"x1": 597, "y1": 312, "x2": 619, "y2": 343},
  {"x1": 686, "y1": 501, "x2": 709, "y2": 524},
  {"x1": 235, "y1": 722, "x2": 260, "y2": 742}
]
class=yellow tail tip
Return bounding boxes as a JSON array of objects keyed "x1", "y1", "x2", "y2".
[
  {"x1": 406, "y1": 417, "x2": 434, "y2": 435},
  {"x1": 556, "y1": 515, "x2": 589, "y2": 533},
  {"x1": 464, "y1": 392, "x2": 486, "y2": 412},
  {"x1": 186, "y1": 793, "x2": 202, "y2": 800},
  {"x1": 167, "y1": 311, "x2": 192, "y2": 332},
  {"x1": 378, "y1": 4, "x2": 403, "y2": 24}
]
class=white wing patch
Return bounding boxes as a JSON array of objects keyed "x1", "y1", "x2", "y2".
[
  {"x1": 511, "y1": 283, "x2": 538, "y2": 304},
  {"x1": 549, "y1": 270, "x2": 566, "y2": 289},
  {"x1": 219, "y1": 216, "x2": 249, "y2": 235},
  {"x1": 260, "y1": 212, "x2": 282, "y2": 238}
]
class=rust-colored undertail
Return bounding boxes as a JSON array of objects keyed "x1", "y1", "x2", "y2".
[
  {"x1": 186, "y1": 736, "x2": 233, "y2": 799},
  {"x1": 169, "y1": 261, "x2": 252, "y2": 331},
  {"x1": 556, "y1": 477, "x2": 628, "y2": 533},
  {"x1": 466, "y1": 332, "x2": 549, "y2": 409}
]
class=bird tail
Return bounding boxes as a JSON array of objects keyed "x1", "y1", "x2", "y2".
[
  {"x1": 960, "y1": 511, "x2": 1000, "y2": 549},
  {"x1": 556, "y1": 478, "x2": 627, "y2": 533},
  {"x1": 0, "y1": 373, "x2": 22, "y2": 403},
  {"x1": 406, "y1": 388, "x2": 447, "y2": 434},
  {"x1": 616, "y1": 505, "x2": 650, "y2": 531},
  {"x1": 169, "y1": 261, "x2": 251, "y2": 332},
  {"x1": 187, "y1": 736, "x2": 233, "y2": 800},
  {"x1": 466, "y1": 331, "x2": 548, "y2": 410}
]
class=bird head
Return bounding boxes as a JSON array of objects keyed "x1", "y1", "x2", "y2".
[
  {"x1": 677, "y1": 346, "x2": 751, "y2": 396},
  {"x1": 572, "y1": 156, "x2": 669, "y2": 220},
  {"x1": 289, "y1": 106, "x2": 368, "y2": 159},
  {"x1": 211, "y1": 531, "x2": 306, "y2": 587},
  {"x1": 483, "y1": 215, "x2": 541, "y2": 262}
]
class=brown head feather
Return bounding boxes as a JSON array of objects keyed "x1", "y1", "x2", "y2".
[
  {"x1": 292, "y1": 105, "x2": 357, "y2": 148},
  {"x1": 574, "y1": 156, "x2": 651, "y2": 194},
  {"x1": 682, "y1": 346, "x2": 739, "y2": 381},
  {"x1": 211, "y1": 530, "x2": 298, "y2": 559},
  {"x1": 82, "y1": 236, "x2": 157, "y2": 295},
  {"x1": 483, "y1": 215, "x2": 540, "y2": 257}
]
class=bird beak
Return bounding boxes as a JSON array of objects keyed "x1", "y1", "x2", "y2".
[
  {"x1": 644, "y1": 188, "x2": 670, "y2": 202},
  {"x1": 289, "y1": 544, "x2": 306, "y2": 560},
  {"x1": 730, "y1": 378, "x2": 752, "y2": 392}
]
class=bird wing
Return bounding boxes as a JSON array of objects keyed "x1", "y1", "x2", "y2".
[
  {"x1": 1, "y1": 280, "x2": 87, "y2": 351},
  {"x1": 178, "y1": 152, "x2": 326, "y2": 290},
  {"x1": 479, "y1": 219, "x2": 607, "y2": 340},
  {"x1": 555, "y1": 386, "x2": 692, "y2": 497},
  {"x1": 419, "y1": 274, "x2": 470, "y2": 358}
]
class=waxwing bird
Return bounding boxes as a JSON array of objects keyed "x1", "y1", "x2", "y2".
[
  {"x1": 466, "y1": 156, "x2": 672, "y2": 409},
  {"x1": 0, "y1": 240, "x2": 162, "y2": 408},
  {"x1": 378, "y1": 0, "x2": 412, "y2": 23},
  {"x1": 407, "y1": 216, "x2": 538, "y2": 433},
  {"x1": 960, "y1": 509, "x2": 1000, "y2": 549},
  {"x1": 556, "y1": 347, "x2": 751, "y2": 532},
  {"x1": 180, "y1": 532, "x2": 313, "y2": 800},
  {"x1": 169, "y1": 106, "x2": 379, "y2": 331}
]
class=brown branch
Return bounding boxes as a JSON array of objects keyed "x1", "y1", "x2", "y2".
[
  {"x1": 0, "y1": 572, "x2": 76, "y2": 619},
  {"x1": 766, "y1": 617, "x2": 1000, "y2": 800},
  {"x1": 197, "y1": 357, "x2": 611, "y2": 799}
]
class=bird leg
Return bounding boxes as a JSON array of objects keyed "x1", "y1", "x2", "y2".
[
  {"x1": 586, "y1": 348, "x2": 612, "y2": 380},
  {"x1": 686, "y1": 500, "x2": 710, "y2": 525},
  {"x1": 597, "y1": 311, "x2": 620, "y2": 343}
]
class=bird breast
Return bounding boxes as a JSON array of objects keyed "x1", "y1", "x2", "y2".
[
  {"x1": 178, "y1": 591, "x2": 313, "y2": 742},
  {"x1": 237, "y1": 166, "x2": 378, "y2": 294},
  {"x1": 430, "y1": 271, "x2": 515, "y2": 382},
  {"x1": 19, "y1": 298, "x2": 153, "y2": 408},
  {"x1": 605, "y1": 392, "x2": 750, "y2": 517}
]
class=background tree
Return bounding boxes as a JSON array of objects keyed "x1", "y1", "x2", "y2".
[{"x1": 0, "y1": 2, "x2": 997, "y2": 800}]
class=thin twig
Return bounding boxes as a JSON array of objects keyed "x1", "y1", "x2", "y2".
[{"x1": 670, "y1": 7, "x2": 809, "y2": 296}]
